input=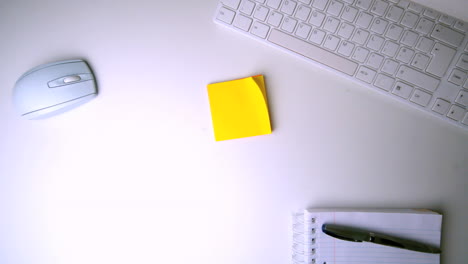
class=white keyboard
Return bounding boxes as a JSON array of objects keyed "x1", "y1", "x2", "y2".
[{"x1": 214, "y1": 0, "x2": 468, "y2": 131}]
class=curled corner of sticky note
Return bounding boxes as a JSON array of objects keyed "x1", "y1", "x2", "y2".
[{"x1": 207, "y1": 75, "x2": 272, "y2": 141}]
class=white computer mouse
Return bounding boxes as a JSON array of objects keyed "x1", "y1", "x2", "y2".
[{"x1": 13, "y1": 59, "x2": 98, "y2": 119}]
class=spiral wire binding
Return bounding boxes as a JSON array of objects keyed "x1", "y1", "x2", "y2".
[{"x1": 292, "y1": 212, "x2": 318, "y2": 264}]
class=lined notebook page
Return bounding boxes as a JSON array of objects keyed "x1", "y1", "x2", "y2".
[{"x1": 296, "y1": 209, "x2": 442, "y2": 264}]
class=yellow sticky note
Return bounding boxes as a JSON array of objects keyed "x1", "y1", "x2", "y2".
[{"x1": 207, "y1": 75, "x2": 272, "y2": 141}]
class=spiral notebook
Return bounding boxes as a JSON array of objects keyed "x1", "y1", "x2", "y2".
[{"x1": 292, "y1": 209, "x2": 442, "y2": 264}]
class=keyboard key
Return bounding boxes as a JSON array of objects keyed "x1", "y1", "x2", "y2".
[
  {"x1": 408, "y1": 2, "x2": 423, "y2": 13},
  {"x1": 415, "y1": 37, "x2": 434, "y2": 53},
  {"x1": 295, "y1": 23, "x2": 312, "y2": 38},
  {"x1": 338, "y1": 41, "x2": 355, "y2": 56},
  {"x1": 370, "y1": 18, "x2": 388, "y2": 34},
  {"x1": 216, "y1": 7, "x2": 236, "y2": 24},
  {"x1": 415, "y1": 18, "x2": 434, "y2": 35},
  {"x1": 397, "y1": 0, "x2": 410, "y2": 9},
  {"x1": 426, "y1": 43, "x2": 456, "y2": 78},
  {"x1": 309, "y1": 11, "x2": 326, "y2": 27},
  {"x1": 397, "y1": 65, "x2": 440, "y2": 92},
  {"x1": 267, "y1": 11, "x2": 283, "y2": 27},
  {"x1": 463, "y1": 113, "x2": 468, "y2": 125},
  {"x1": 267, "y1": 0, "x2": 282, "y2": 9},
  {"x1": 251, "y1": 21, "x2": 270, "y2": 38},
  {"x1": 382, "y1": 59, "x2": 399, "y2": 75},
  {"x1": 385, "y1": 24, "x2": 403, "y2": 40},
  {"x1": 370, "y1": 0, "x2": 388, "y2": 16},
  {"x1": 234, "y1": 14, "x2": 253, "y2": 31},
  {"x1": 431, "y1": 25, "x2": 465, "y2": 47},
  {"x1": 400, "y1": 30, "x2": 419, "y2": 46},
  {"x1": 401, "y1": 12, "x2": 419, "y2": 28},
  {"x1": 455, "y1": 90, "x2": 468, "y2": 107},
  {"x1": 367, "y1": 35, "x2": 385, "y2": 51},
  {"x1": 295, "y1": 5, "x2": 312, "y2": 21},
  {"x1": 386, "y1": 6, "x2": 404, "y2": 22},
  {"x1": 342, "y1": 6, "x2": 358, "y2": 22},
  {"x1": 254, "y1": 5, "x2": 269, "y2": 21},
  {"x1": 327, "y1": 1, "x2": 344, "y2": 17},
  {"x1": 392, "y1": 81, "x2": 413, "y2": 99},
  {"x1": 352, "y1": 47, "x2": 370, "y2": 63},
  {"x1": 282, "y1": 17, "x2": 298, "y2": 33},
  {"x1": 454, "y1": 20, "x2": 468, "y2": 32},
  {"x1": 396, "y1": 47, "x2": 414, "y2": 63},
  {"x1": 351, "y1": 28, "x2": 369, "y2": 45},
  {"x1": 268, "y1": 29, "x2": 358, "y2": 75},
  {"x1": 356, "y1": 12, "x2": 373, "y2": 28},
  {"x1": 447, "y1": 105, "x2": 465, "y2": 121},
  {"x1": 448, "y1": 69, "x2": 467, "y2": 86},
  {"x1": 366, "y1": 53, "x2": 384, "y2": 69},
  {"x1": 382, "y1": 41, "x2": 399, "y2": 57},
  {"x1": 456, "y1": 54, "x2": 468, "y2": 70},
  {"x1": 222, "y1": 0, "x2": 241, "y2": 9},
  {"x1": 298, "y1": 0, "x2": 311, "y2": 4},
  {"x1": 240, "y1": 0, "x2": 256, "y2": 15},
  {"x1": 432, "y1": 98, "x2": 451, "y2": 114},
  {"x1": 323, "y1": 17, "x2": 340, "y2": 33},
  {"x1": 281, "y1": 0, "x2": 298, "y2": 15},
  {"x1": 312, "y1": 0, "x2": 329, "y2": 10},
  {"x1": 356, "y1": 0, "x2": 372, "y2": 10},
  {"x1": 423, "y1": 9, "x2": 440, "y2": 20},
  {"x1": 374, "y1": 74, "x2": 395, "y2": 91},
  {"x1": 323, "y1": 35, "x2": 340, "y2": 50},
  {"x1": 411, "y1": 53, "x2": 430, "y2": 71},
  {"x1": 356, "y1": 66, "x2": 377, "y2": 83},
  {"x1": 410, "y1": 89, "x2": 432, "y2": 106},
  {"x1": 309, "y1": 28, "x2": 326, "y2": 44},
  {"x1": 439, "y1": 14, "x2": 455, "y2": 26},
  {"x1": 337, "y1": 23, "x2": 355, "y2": 39}
]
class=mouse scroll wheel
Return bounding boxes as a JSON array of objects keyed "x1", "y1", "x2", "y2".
[{"x1": 63, "y1": 75, "x2": 81, "y2": 83}]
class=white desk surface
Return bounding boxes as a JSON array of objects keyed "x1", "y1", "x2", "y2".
[{"x1": 0, "y1": 0, "x2": 467, "y2": 263}]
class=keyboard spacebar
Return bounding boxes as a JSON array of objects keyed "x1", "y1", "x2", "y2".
[{"x1": 268, "y1": 29, "x2": 358, "y2": 76}]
